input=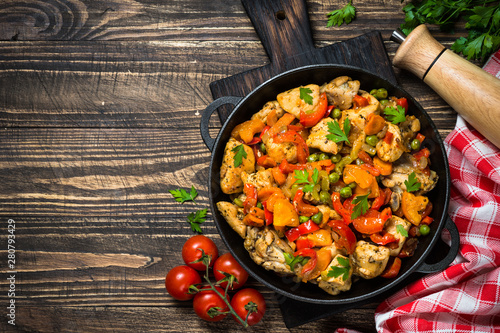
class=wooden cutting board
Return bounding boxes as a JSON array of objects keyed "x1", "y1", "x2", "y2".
[{"x1": 209, "y1": 0, "x2": 397, "y2": 123}]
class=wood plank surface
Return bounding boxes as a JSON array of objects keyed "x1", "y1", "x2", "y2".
[{"x1": 0, "y1": 0, "x2": 462, "y2": 332}]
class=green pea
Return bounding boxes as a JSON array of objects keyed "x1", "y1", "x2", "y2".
[
  {"x1": 307, "y1": 153, "x2": 319, "y2": 163},
  {"x1": 299, "y1": 215, "x2": 310, "y2": 224},
  {"x1": 411, "y1": 139, "x2": 421, "y2": 151},
  {"x1": 379, "y1": 99, "x2": 389, "y2": 109},
  {"x1": 320, "y1": 190, "x2": 330, "y2": 203},
  {"x1": 419, "y1": 224, "x2": 430, "y2": 236},
  {"x1": 340, "y1": 186, "x2": 352, "y2": 198},
  {"x1": 331, "y1": 154, "x2": 341, "y2": 163},
  {"x1": 328, "y1": 172, "x2": 340, "y2": 184},
  {"x1": 331, "y1": 107, "x2": 342, "y2": 119},
  {"x1": 370, "y1": 88, "x2": 378, "y2": 96},
  {"x1": 376, "y1": 88, "x2": 388, "y2": 99},
  {"x1": 311, "y1": 212, "x2": 323, "y2": 224},
  {"x1": 318, "y1": 153, "x2": 329, "y2": 161},
  {"x1": 233, "y1": 198, "x2": 244, "y2": 208},
  {"x1": 365, "y1": 135, "x2": 379, "y2": 147},
  {"x1": 256, "y1": 202, "x2": 263, "y2": 209},
  {"x1": 260, "y1": 142, "x2": 266, "y2": 154},
  {"x1": 348, "y1": 182, "x2": 357, "y2": 189}
]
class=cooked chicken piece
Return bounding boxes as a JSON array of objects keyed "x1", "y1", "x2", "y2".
[
  {"x1": 220, "y1": 138, "x2": 255, "y2": 194},
  {"x1": 264, "y1": 136, "x2": 297, "y2": 164},
  {"x1": 384, "y1": 216, "x2": 411, "y2": 256},
  {"x1": 216, "y1": 201, "x2": 247, "y2": 238},
  {"x1": 318, "y1": 254, "x2": 353, "y2": 295},
  {"x1": 277, "y1": 84, "x2": 321, "y2": 118},
  {"x1": 320, "y1": 76, "x2": 360, "y2": 110},
  {"x1": 381, "y1": 153, "x2": 438, "y2": 195},
  {"x1": 351, "y1": 240, "x2": 390, "y2": 279},
  {"x1": 399, "y1": 115, "x2": 421, "y2": 150},
  {"x1": 244, "y1": 226, "x2": 294, "y2": 275},
  {"x1": 306, "y1": 118, "x2": 342, "y2": 154},
  {"x1": 251, "y1": 100, "x2": 286, "y2": 125},
  {"x1": 376, "y1": 123, "x2": 405, "y2": 162},
  {"x1": 241, "y1": 169, "x2": 275, "y2": 192}
]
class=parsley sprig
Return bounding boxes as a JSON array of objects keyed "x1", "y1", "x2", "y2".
[
  {"x1": 396, "y1": 224, "x2": 409, "y2": 238},
  {"x1": 169, "y1": 186, "x2": 198, "y2": 203},
  {"x1": 187, "y1": 208, "x2": 207, "y2": 234},
  {"x1": 231, "y1": 144, "x2": 247, "y2": 167},
  {"x1": 401, "y1": 0, "x2": 500, "y2": 62},
  {"x1": 405, "y1": 172, "x2": 421, "y2": 192},
  {"x1": 294, "y1": 168, "x2": 319, "y2": 193},
  {"x1": 327, "y1": 256, "x2": 351, "y2": 281},
  {"x1": 351, "y1": 194, "x2": 369, "y2": 220},
  {"x1": 384, "y1": 105, "x2": 406, "y2": 124},
  {"x1": 326, "y1": 119, "x2": 351, "y2": 144},
  {"x1": 299, "y1": 87, "x2": 314, "y2": 105},
  {"x1": 326, "y1": 1, "x2": 356, "y2": 27}
]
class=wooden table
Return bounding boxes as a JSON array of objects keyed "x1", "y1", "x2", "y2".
[{"x1": 0, "y1": 1, "x2": 461, "y2": 332}]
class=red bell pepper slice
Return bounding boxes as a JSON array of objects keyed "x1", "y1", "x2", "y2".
[
  {"x1": 327, "y1": 219, "x2": 357, "y2": 254},
  {"x1": 396, "y1": 97, "x2": 408, "y2": 113},
  {"x1": 353, "y1": 94, "x2": 369, "y2": 109},
  {"x1": 380, "y1": 257, "x2": 402, "y2": 278},
  {"x1": 421, "y1": 216, "x2": 434, "y2": 225},
  {"x1": 299, "y1": 92, "x2": 328, "y2": 128},
  {"x1": 243, "y1": 183, "x2": 258, "y2": 214},
  {"x1": 331, "y1": 192, "x2": 352, "y2": 224},
  {"x1": 262, "y1": 202, "x2": 273, "y2": 226},
  {"x1": 325, "y1": 105, "x2": 335, "y2": 118},
  {"x1": 352, "y1": 209, "x2": 388, "y2": 234},
  {"x1": 293, "y1": 189, "x2": 319, "y2": 217},
  {"x1": 370, "y1": 230, "x2": 398, "y2": 245},
  {"x1": 295, "y1": 236, "x2": 314, "y2": 250},
  {"x1": 413, "y1": 147, "x2": 430, "y2": 160},
  {"x1": 371, "y1": 189, "x2": 386, "y2": 211},
  {"x1": 416, "y1": 133, "x2": 425, "y2": 143},
  {"x1": 288, "y1": 124, "x2": 305, "y2": 132},
  {"x1": 274, "y1": 130, "x2": 309, "y2": 164},
  {"x1": 285, "y1": 220, "x2": 320, "y2": 243},
  {"x1": 359, "y1": 163, "x2": 381, "y2": 177},
  {"x1": 285, "y1": 227, "x2": 301, "y2": 242},
  {"x1": 257, "y1": 155, "x2": 277, "y2": 168},
  {"x1": 383, "y1": 131, "x2": 394, "y2": 144},
  {"x1": 278, "y1": 159, "x2": 307, "y2": 174},
  {"x1": 294, "y1": 248, "x2": 317, "y2": 276},
  {"x1": 357, "y1": 150, "x2": 373, "y2": 165}
]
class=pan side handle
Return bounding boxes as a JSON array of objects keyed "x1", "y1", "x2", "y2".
[
  {"x1": 416, "y1": 216, "x2": 460, "y2": 274},
  {"x1": 200, "y1": 96, "x2": 243, "y2": 152}
]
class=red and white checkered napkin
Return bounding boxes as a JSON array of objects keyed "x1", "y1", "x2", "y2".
[
  {"x1": 335, "y1": 50, "x2": 500, "y2": 333},
  {"x1": 373, "y1": 50, "x2": 500, "y2": 332}
]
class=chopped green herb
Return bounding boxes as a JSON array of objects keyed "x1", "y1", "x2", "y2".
[
  {"x1": 327, "y1": 256, "x2": 351, "y2": 281},
  {"x1": 396, "y1": 224, "x2": 409, "y2": 238},
  {"x1": 351, "y1": 194, "x2": 369, "y2": 220},
  {"x1": 187, "y1": 208, "x2": 207, "y2": 234},
  {"x1": 284, "y1": 253, "x2": 306, "y2": 270},
  {"x1": 326, "y1": 118, "x2": 351, "y2": 144},
  {"x1": 169, "y1": 186, "x2": 198, "y2": 203},
  {"x1": 294, "y1": 168, "x2": 319, "y2": 193},
  {"x1": 231, "y1": 144, "x2": 247, "y2": 167},
  {"x1": 384, "y1": 105, "x2": 406, "y2": 124},
  {"x1": 405, "y1": 172, "x2": 421, "y2": 192},
  {"x1": 299, "y1": 87, "x2": 314, "y2": 105},
  {"x1": 326, "y1": 1, "x2": 356, "y2": 27}
]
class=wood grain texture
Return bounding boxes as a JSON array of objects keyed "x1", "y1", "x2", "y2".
[{"x1": 0, "y1": 0, "x2": 461, "y2": 332}]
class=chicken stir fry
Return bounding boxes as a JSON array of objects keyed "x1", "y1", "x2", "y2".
[{"x1": 217, "y1": 76, "x2": 438, "y2": 295}]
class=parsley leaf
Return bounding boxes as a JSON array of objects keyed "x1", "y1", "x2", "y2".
[
  {"x1": 351, "y1": 194, "x2": 369, "y2": 220},
  {"x1": 293, "y1": 168, "x2": 319, "y2": 193},
  {"x1": 284, "y1": 253, "x2": 306, "y2": 270},
  {"x1": 326, "y1": 119, "x2": 351, "y2": 144},
  {"x1": 169, "y1": 186, "x2": 198, "y2": 203},
  {"x1": 299, "y1": 87, "x2": 314, "y2": 105},
  {"x1": 327, "y1": 1, "x2": 356, "y2": 27},
  {"x1": 187, "y1": 208, "x2": 207, "y2": 233},
  {"x1": 327, "y1": 256, "x2": 351, "y2": 281},
  {"x1": 396, "y1": 224, "x2": 409, "y2": 238},
  {"x1": 384, "y1": 105, "x2": 406, "y2": 124},
  {"x1": 231, "y1": 144, "x2": 247, "y2": 167},
  {"x1": 404, "y1": 172, "x2": 421, "y2": 192}
]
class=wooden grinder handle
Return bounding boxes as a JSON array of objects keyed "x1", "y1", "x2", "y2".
[{"x1": 393, "y1": 24, "x2": 500, "y2": 148}]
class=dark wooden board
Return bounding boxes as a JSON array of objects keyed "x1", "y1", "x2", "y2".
[{"x1": 210, "y1": 0, "x2": 396, "y2": 123}]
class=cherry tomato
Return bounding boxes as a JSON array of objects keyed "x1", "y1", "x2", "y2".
[
  {"x1": 193, "y1": 287, "x2": 229, "y2": 322},
  {"x1": 165, "y1": 265, "x2": 201, "y2": 301},
  {"x1": 213, "y1": 253, "x2": 249, "y2": 290},
  {"x1": 230, "y1": 288, "x2": 266, "y2": 326},
  {"x1": 182, "y1": 235, "x2": 219, "y2": 271}
]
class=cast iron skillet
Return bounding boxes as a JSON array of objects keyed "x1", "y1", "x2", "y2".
[{"x1": 200, "y1": 64, "x2": 459, "y2": 304}]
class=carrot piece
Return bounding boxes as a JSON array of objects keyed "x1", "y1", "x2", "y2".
[
  {"x1": 373, "y1": 156, "x2": 392, "y2": 176},
  {"x1": 271, "y1": 167, "x2": 287, "y2": 186},
  {"x1": 364, "y1": 114, "x2": 386, "y2": 135},
  {"x1": 267, "y1": 113, "x2": 296, "y2": 137}
]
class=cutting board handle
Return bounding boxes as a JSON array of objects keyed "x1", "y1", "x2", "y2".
[{"x1": 241, "y1": 0, "x2": 315, "y2": 69}]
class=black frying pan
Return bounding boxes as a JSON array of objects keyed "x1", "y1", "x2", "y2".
[{"x1": 200, "y1": 64, "x2": 459, "y2": 304}]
